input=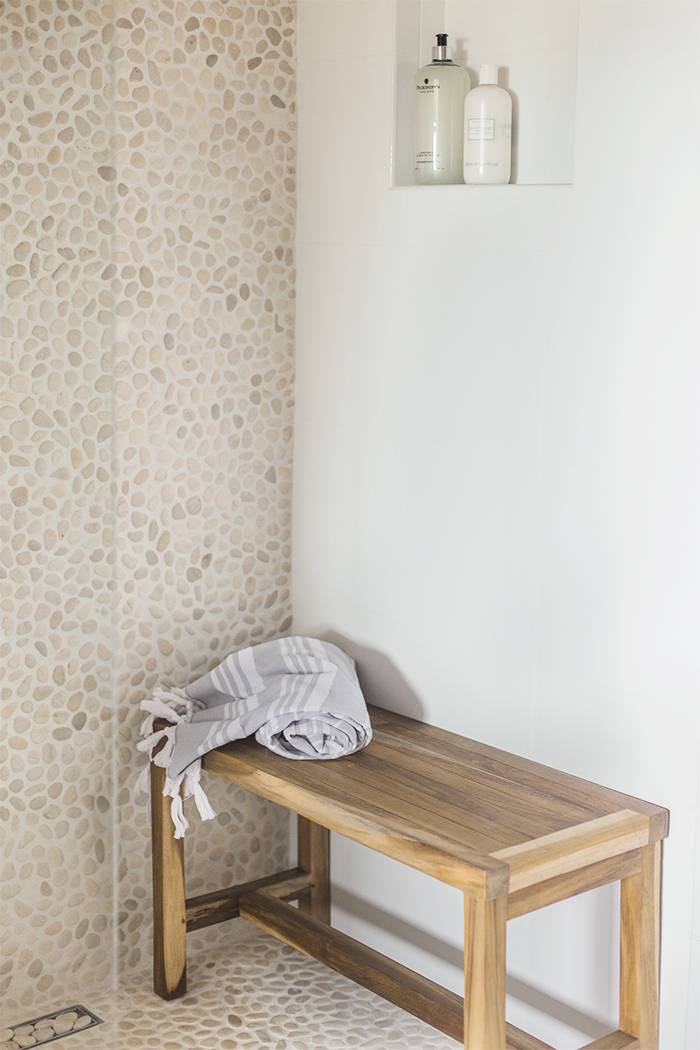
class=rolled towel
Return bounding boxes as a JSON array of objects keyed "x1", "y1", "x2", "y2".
[{"x1": 135, "y1": 636, "x2": 372, "y2": 837}]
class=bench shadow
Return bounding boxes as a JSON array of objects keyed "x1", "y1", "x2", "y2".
[{"x1": 332, "y1": 888, "x2": 611, "y2": 1043}]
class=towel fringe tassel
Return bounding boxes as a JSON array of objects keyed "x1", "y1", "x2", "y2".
[
  {"x1": 185, "y1": 761, "x2": 217, "y2": 822},
  {"x1": 136, "y1": 726, "x2": 173, "y2": 758},
  {"x1": 165, "y1": 774, "x2": 189, "y2": 839},
  {"x1": 133, "y1": 687, "x2": 216, "y2": 837},
  {"x1": 138, "y1": 686, "x2": 195, "y2": 738}
]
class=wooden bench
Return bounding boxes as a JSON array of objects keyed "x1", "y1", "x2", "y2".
[{"x1": 151, "y1": 705, "x2": 668, "y2": 1050}]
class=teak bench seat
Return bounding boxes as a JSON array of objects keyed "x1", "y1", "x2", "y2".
[{"x1": 151, "y1": 705, "x2": 669, "y2": 1050}]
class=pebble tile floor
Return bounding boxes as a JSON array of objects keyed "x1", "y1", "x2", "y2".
[{"x1": 8, "y1": 929, "x2": 454, "y2": 1050}]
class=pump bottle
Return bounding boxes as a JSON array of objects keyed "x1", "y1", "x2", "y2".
[{"x1": 415, "y1": 35, "x2": 471, "y2": 185}]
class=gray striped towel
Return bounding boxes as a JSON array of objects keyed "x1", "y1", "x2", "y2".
[{"x1": 135, "y1": 637, "x2": 372, "y2": 837}]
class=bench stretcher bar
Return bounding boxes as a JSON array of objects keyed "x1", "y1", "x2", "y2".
[
  {"x1": 237, "y1": 887, "x2": 638, "y2": 1050},
  {"x1": 185, "y1": 868, "x2": 313, "y2": 932}
]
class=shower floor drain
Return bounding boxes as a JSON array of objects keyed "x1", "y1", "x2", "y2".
[{"x1": 3, "y1": 1005, "x2": 102, "y2": 1047}]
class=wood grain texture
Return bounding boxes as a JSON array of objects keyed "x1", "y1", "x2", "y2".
[
  {"x1": 464, "y1": 893, "x2": 507, "y2": 1049},
  {"x1": 361, "y1": 739, "x2": 598, "y2": 837},
  {"x1": 367, "y1": 707, "x2": 669, "y2": 843},
  {"x1": 506, "y1": 1026, "x2": 556, "y2": 1050},
  {"x1": 238, "y1": 888, "x2": 549, "y2": 1050},
  {"x1": 202, "y1": 706, "x2": 667, "y2": 900},
  {"x1": 204, "y1": 746, "x2": 510, "y2": 897},
  {"x1": 620, "y1": 842, "x2": 661, "y2": 1049},
  {"x1": 185, "y1": 868, "x2": 312, "y2": 931},
  {"x1": 508, "y1": 850, "x2": 642, "y2": 919},
  {"x1": 290, "y1": 749, "x2": 518, "y2": 852},
  {"x1": 579, "y1": 1031, "x2": 640, "y2": 1049},
  {"x1": 151, "y1": 762, "x2": 187, "y2": 999},
  {"x1": 492, "y1": 811, "x2": 651, "y2": 893},
  {"x1": 297, "y1": 816, "x2": 331, "y2": 922}
]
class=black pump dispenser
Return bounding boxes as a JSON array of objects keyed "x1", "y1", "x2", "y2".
[{"x1": 432, "y1": 33, "x2": 452, "y2": 62}]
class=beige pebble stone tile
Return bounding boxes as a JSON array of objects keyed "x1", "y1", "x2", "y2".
[
  {"x1": 68, "y1": 931, "x2": 454, "y2": 1050},
  {"x1": 1, "y1": 0, "x2": 296, "y2": 1017},
  {"x1": 50, "y1": 1015, "x2": 75, "y2": 1035}
]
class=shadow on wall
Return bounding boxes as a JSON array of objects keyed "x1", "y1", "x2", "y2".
[
  {"x1": 320, "y1": 628, "x2": 613, "y2": 1045},
  {"x1": 324, "y1": 630, "x2": 428, "y2": 721},
  {"x1": 334, "y1": 888, "x2": 611, "y2": 1044}
]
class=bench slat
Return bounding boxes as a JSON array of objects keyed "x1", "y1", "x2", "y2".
[
  {"x1": 368, "y1": 707, "x2": 668, "y2": 840},
  {"x1": 204, "y1": 746, "x2": 510, "y2": 897},
  {"x1": 199, "y1": 705, "x2": 667, "y2": 898}
]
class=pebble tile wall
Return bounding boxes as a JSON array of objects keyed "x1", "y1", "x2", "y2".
[
  {"x1": 1, "y1": 0, "x2": 296, "y2": 1019},
  {"x1": 0, "y1": 0, "x2": 117, "y2": 1018}
]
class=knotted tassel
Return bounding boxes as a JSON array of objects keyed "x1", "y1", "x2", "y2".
[
  {"x1": 135, "y1": 683, "x2": 211, "y2": 836},
  {"x1": 164, "y1": 773, "x2": 189, "y2": 839},
  {"x1": 136, "y1": 727, "x2": 172, "y2": 758},
  {"x1": 151, "y1": 726, "x2": 176, "y2": 769},
  {"x1": 184, "y1": 760, "x2": 216, "y2": 822},
  {"x1": 141, "y1": 697, "x2": 187, "y2": 725},
  {"x1": 152, "y1": 685, "x2": 189, "y2": 705},
  {"x1": 140, "y1": 715, "x2": 156, "y2": 738},
  {"x1": 192, "y1": 782, "x2": 216, "y2": 821},
  {"x1": 139, "y1": 686, "x2": 192, "y2": 738},
  {"x1": 170, "y1": 793, "x2": 189, "y2": 839}
]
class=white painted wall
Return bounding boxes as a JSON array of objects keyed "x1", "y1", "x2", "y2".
[{"x1": 293, "y1": 2, "x2": 700, "y2": 1045}]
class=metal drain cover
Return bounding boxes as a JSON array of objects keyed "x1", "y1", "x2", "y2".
[{"x1": 2, "y1": 1005, "x2": 102, "y2": 1047}]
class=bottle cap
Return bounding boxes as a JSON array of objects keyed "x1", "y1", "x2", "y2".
[
  {"x1": 479, "y1": 63, "x2": 499, "y2": 85},
  {"x1": 432, "y1": 33, "x2": 452, "y2": 62}
]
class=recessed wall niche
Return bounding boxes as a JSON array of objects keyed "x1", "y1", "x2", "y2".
[{"x1": 393, "y1": 0, "x2": 579, "y2": 187}]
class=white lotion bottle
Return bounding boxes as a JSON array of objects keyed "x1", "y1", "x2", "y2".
[
  {"x1": 415, "y1": 34, "x2": 471, "y2": 185},
  {"x1": 463, "y1": 64, "x2": 512, "y2": 185}
]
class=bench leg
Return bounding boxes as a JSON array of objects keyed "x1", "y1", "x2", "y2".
[
  {"x1": 151, "y1": 763, "x2": 187, "y2": 999},
  {"x1": 620, "y1": 841, "x2": 662, "y2": 1049},
  {"x1": 464, "y1": 894, "x2": 507, "y2": 1050},
  {"x1": 297, "y1": 816, "x2": 330, "y2": 923}
]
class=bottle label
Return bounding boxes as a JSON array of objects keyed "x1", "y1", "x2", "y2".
[
  {"x1": 467, "y1": 117, "x2": 495, "y2": 141},
  {"x1": 416, "y1": 151, "x2": 442, "y2": 170}
]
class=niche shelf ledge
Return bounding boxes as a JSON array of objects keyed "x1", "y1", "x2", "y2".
[{"x1": 392, "y1": 0, "x2": 580, "y2": 188}]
